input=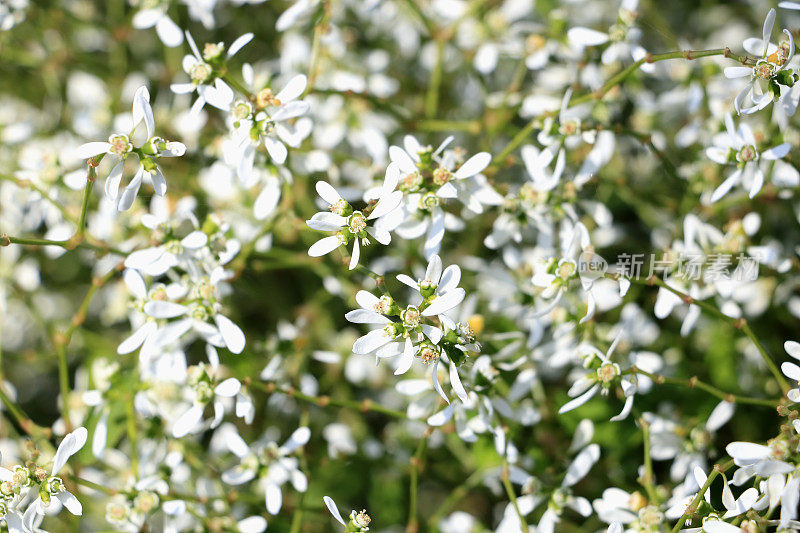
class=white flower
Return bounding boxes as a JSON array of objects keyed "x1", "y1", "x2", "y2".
[
  {"x1": 725, "y1": 440, "x2": 794, "y2": 478},
  {"x1": 530, "y1": 221, "x2": 609, "y2": 324},
  {"x1": 724, "y1": 9, "x2": 797, "y2": 115},
  {"x1": 221, "y1": 425, "x2": 310, "y2": 515},
  {"x1": 131, "y1": 4, "x2": 183, "y2": 47},
  {"x1": 567, "y1": 0, "x2": 652, "y2": 73},
  {"x1": 531, "y1": 443, "x2": 601, "y2": 533},
  {"x1": 24, "y1": 427, "x2": 88, "y2": 523},
  {"x1": 395, "y1": 254, "x2": 466, "y2": 329},
  {"x1": 225, "y1": 73, "x2": 310, "y2": 176},
  {"x1": 389, "y1": 135, "x2": 492, "y2": 259},
  {"x1": 323, "y1": 496, "x2": 371, "y2": 532},
  {"x1": 345, "y1": 255, "x2": 473, "y2": 405},
  {"x1": 172, "y1": 364, "x2": 243, "y2": 438},
  {"x1": 645, "y1": 400, "x2": 734, "y2": 481},
  {"x1": 781, "y1": 340, "x2": 800, "y2": 408},
  {"x1": 593, "y1": 487, "x2": 666, "y2": 529},
  {"x1": 171, "y1": 32, "x2": 255, "y2": 114},
  {"x1": 706, "y1": 113, "x2": 791, "y2": 201},
  {"x1": 0, "y1": 0, "x2": 27, "y2": 31},
  {"x1": 75, "y1": 86, "x2": 186, "y2": 211},
  {"x1": 306, "y1": 168, "x2": 403, "y2": 270}
]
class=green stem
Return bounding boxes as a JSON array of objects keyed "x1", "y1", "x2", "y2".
[
  {"x1": 501, "y1": 458, "x2": 528, "y2": 531},
  {"x1": 626, "y1": 275, "x2": 790, "y2": 394},
  {"x1": 352, "y1": 264, "x2": 388, "y2": 294},
  {"x1": 77, "y1": 167, "x2": 95, "y2": 238},
  {"x1": 311, "y1": 88, "x2": 410, "y2": 120},
  {"x1": 2, "y1": 234, "x2": 123, "y2": 256},
  {"x1": 126, "y1": 395, "x2": 139, "y2": 473},
  {"x1": 398, "y1": 0, "x2": 436, "y2": 36},
  {"x1": 222, "y1": 74, "x2": 253, "y2": 99},
  {"x1": 493, "y1": 47, "x2": 753, "y2": 164},
  {"x1": 254, "y1": 381, "x2": 407, "y2": 419},
  {"x1": 633, "y1": 368, "x2": 780, "y2": 407},
  {"x1": 304, "y1": 1, "x2": 331, "y2": 97},
  {"x1": 414, "y1": 119, "x2": 481, "y2": 134},
  {"x1": 407, "y1": 429, "x2": 431, "y2": 532},
  {"x1": 71, "y1": 475, "x2": 119, "y2": 495},
  {"x1": 56, "y1": 344, "x2": 72, "y2": 432},
  {"x1": 0, "y1": 386, "x2": 51, "y2": 440},
  {"x1": 289, "y1": 411, "x2": 311, "y2": 533},
  {"x1": 425, "y1": 39, "x2": 445, "y2": 119},
  {"x1": 0, "y1": 173, "x2": 76, "y2": 223},
  {"x1": 670, "y1": 460, "x2": 734, "y2": 532},
  {"x1": 54, "y1": 264, "x2": 122, "y2": 432},
  {"x1": 638, "y1": 416, "x2": 659, "y2": 504},
  {"x1": 427, "y1": 469, "x2": 486, "y2": 530}
]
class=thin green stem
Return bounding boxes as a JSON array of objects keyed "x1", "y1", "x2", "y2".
[
  {"x1": 638, "y1": 416, "x2": 659, "y2": 504},
  {"x1": 0, "y1": 173, "x2": 75, "y2": 223},
  {"x1": 398, "y1": 0, "x2": 436, "y2": 36},
  {"x1": 71, "y1": 475, "x2": 119, "y2": 496},
  {"x1": 289, "y1": 411, "x2": 311, "y2": 533},
  {"x1": 670, "y1": 460, "x2": 734, "y2": 532},
  {"x1": 407, "y1": 428, "x2": 431, "y2": 532},
  {"x1": 304, "y1": 1, "x2": 331, "y2": 96},
  {"x1": 633, "y1": 368, "x2": 780, "y2": 407},
  {"x1": 222, "y1": 74, "x2": 253, "y2": 99},
  {"x1": 414, "y1": 119, "x2": 481, "y2": 134},
  {"x1": 352, "y1": 264, "x2": 388, "y2": 294},
  {"x1": 427, "y1": 468, "x2": 486, "y2": 530},
  {"x1": 254, "y1": 381, "x2": 407, "y2": 419},
  {"x1": 501, "y1": 458, "x2": 528, "y2": 531},
  {"x1": 54, "y1": 264, "x2": 122, "y2": 432},
  {"x1": 0, "y1": 386, "x2": 51, "y2": 440},
  {"x1": 2, "y1": 233, "x2": 123, "y2": 256},
  {"x1": 311, "y1": 88, "x2": 410, "y2": 120},
  {"x1": 56, "y1": 344, "x2": 72, "y2": 432},
  {"x1": 493, "y1": 47, "x2": 753, "y2": 165},
  {"x1": 625, "y1": 275, "x2": 790, "y2": 394},
  {"x1": 77, "y1": 167, "x2": 95, "y2": 238},
  {"x1": 425, "y1": 39, "x2": 445, "y2": 118},
  {"x1": 126, "y1": 395, "x2": 139, "y2": 473}
]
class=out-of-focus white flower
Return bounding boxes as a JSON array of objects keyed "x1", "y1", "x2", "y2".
[
  {"x1": 567, "y1": 0, "x2": 652, "y2": 73},
  {"x1": 0, "y1": 0, "x2": 27, "y2": 31},
  {"x1": 705, "y1": 113, "x2": 791, "y2": 201},
  {"x1": 221, "y1": 425, "x2": 310, "y2": 515},
  {"x1": 131, "y1": 3, "x2": 183, "y2": 47},
  {"x1": 172, "y1": 364, "x2": 244, "y2": 437},
  {"x1": 781, "y1": 340, "x2": 800, "y2": 409}
]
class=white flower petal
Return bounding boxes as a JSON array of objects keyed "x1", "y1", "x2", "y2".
[
  {"x1": 265, "y1": 483, "x2": 282, "y2": 515},
  {"x1": 568, "y1": 27, "x2": 610, "y2": 47},
  {"x1": 453, "y1": 152, "x2": 491, "y2": 179},
  {"x1": 215, "y1": 315, "x2": 246, "y2": 354},
  {"x1": 215, "y1": 378, "x2": 242, "y2": 397},
  {"x1": 323, "y1": 496, "x2": 346, "y2": 526},
  {"x1": 275, "y1": 74, "x2": 308, "y2": 103},
  {"x1": 422, "y1": 288, "x2": 465, "y2": 316},
  {"x1": 308, "y1": 236, "x2": 342, "y2": 257},
  {"x1": 144, "y1": 300, "x2": 188, "y2": 319},
  {"x1": 75, "y1": 142, "x2": 111, "y2": 159},
  {"x1": 228, "y1": 33, "x2": 254, "y2": 58}
]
